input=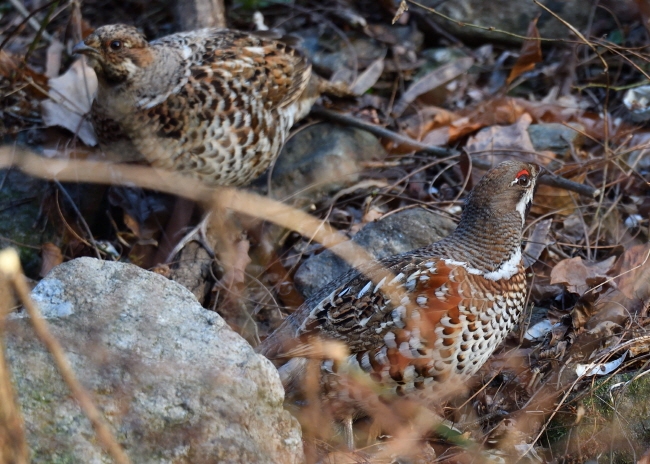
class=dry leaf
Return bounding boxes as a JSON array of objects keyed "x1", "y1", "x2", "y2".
[
  {"x1": 531, "y1": 166, "x2": 585, "y2": 216},
  {"x1": 392, "y1": 0, "x2": 409, "y2": 24},
  {"x1": 614, "y1": 242, "x2": 650, "y2": 301},
  {"x1": 45, "y1": 39, "x2": 65, "y2": 78},
  {"x1": 550, "y1": 256, "x2": 616, "y2": 295},
  {"x1": 523, "y1": 218, "x2": 551, "y2": 267},
  {"x1": 507, "y1": 17, "x2": 542, "y2": 85},
  {"x1": 0, "y1": 50, "x2": 49, "y2": 96},
  {"x1": 40, "y1": 242, "x2": 63, "y2": 277},
  {"x1": 392, "y1": 57, "x2": 474, "y2": 117},
  {"x1": 219, "y1": 238, "x2": 251, "y2": 288},
  {"x1": 395, "y1": 106, "x2": 458, "y2": 150},
  {"x1": 41, "y1": 58, "x2": 98, "y2": 146},
  {"x1": 349, "y1": 56, "x2": 385, "y2": 96},
  {"x1": 465, "y1": 113, "x2": 547, "y2": 166}
]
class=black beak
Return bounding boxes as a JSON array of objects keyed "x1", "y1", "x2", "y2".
[
  {"x1": 536, "y1": 164, "x2": 551, "y2": 178},
  {"x1": 72, "y1": 41, "x2": 99, "y2": 56}
]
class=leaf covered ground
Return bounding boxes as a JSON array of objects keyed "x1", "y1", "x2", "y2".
[{"x1": 1, "y1": 0, "x2": 650, "y2": 462}]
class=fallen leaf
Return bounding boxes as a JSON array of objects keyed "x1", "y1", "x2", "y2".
[
  {"x1": 392, "y1": 57, "x2": 474, "y2": 117},
  {"x1": 394, "y1": 106, "x2": 458, "y2": 150},
  {"x1": 40, "y1": 242, "x2": 63, "y2": 277},
  {"x1": 219, "y1": 238, "x2": 251, "y2": 288},
  {"x1": 550, "y1": 255, "x2": 616, "y2": 295},
  {"x1": 392, "y1": 0, "x2": 409, "y2": 24},
  {"x1": 575, "y1": 351, "x2": 627, "y2": 377},
  {"x1": 45, "y1": 39, "x2": 65, "y2": 78},
  {"x1": 614, "y1": 242, "x2": 650, "y2": 301},
  {"x1": 0, "y1": 50, "x2": 49, "y2": 97},
  {"x1": 507, "y1": 17, "x2": 542, "y2": 85},
  {"x1": 349, "y1": 56, "x2": 384, "y2": 96},
  {"x1": 530, "y1": 165, "x2": 585, "y2": 216},
  {"x1": 41, "y1": 58, "x2": 97, "y2": 146},
  {"x1": 523, "y1": 218, "x2": 552, "y2": 267},
  {"x1": 465, "y1": 113, "x2": 547, "y2": 167},
  {"x1": 524, "y1": 319, "x2": 557, "y2": 341}
]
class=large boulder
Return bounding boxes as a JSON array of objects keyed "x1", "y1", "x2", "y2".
[{"x1": 6, "y1": 257, "x2": 303, "y2": 463}]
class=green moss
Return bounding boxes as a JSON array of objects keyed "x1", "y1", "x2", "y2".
[{"x1": 545, "y1": 372, "x2": 650, "y2": 461}]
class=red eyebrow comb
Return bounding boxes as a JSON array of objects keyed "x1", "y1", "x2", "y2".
[{"x1": 516, "y1": 169, "x2": 530, "y2": 178}]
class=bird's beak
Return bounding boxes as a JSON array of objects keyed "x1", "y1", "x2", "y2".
[
  {"x1": 72, "y1": 41, "x2": 99, "y2": 56},
  {"x1": 536, "y1": 164, "x2": 551, "y2": 178}
]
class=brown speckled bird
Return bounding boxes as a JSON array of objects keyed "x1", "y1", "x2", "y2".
[
  {"x1": 73, "y1": 24, "x2": 316, "y2": 186},
  {"x1": 258, "y1": 160, "x2": 539, "y2": 439}
]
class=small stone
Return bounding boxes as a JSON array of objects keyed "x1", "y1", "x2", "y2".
[
  {"x1": 269, "y1": 122, "x2": 385, "y2": 207},
  {"x1": 527, "y1": 123, "x2": 584, "y2": 156}
]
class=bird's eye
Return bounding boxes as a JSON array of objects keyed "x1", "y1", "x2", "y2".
[
  {"x1": 517, "y1": 174, "x2": 529, "y2": 187},
  {"x1": 515, "y1": 169, "x2": 530, "y2": 187},
  {"x1": 109, "y1": 40, "x2": 123, "y2": 51}
]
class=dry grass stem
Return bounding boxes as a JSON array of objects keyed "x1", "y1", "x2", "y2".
[
  {"x1": 0, "y1": 248, "x2": 131, "y2": 464},
  {"x1": 0, "y1": 271, "x2": 29, "y2": 464}
]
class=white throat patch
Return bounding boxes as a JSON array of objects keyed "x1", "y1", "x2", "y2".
[
  {"x1": 483, "y1": 247, "x2": 522, "y2": 281},
  {"x1": 515, "y1": 186, "x2": 535, "y2": 226}
]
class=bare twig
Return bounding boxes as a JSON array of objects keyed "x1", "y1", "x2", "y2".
[
  {"x1": 3, "y1": 0, "x2": 55, "y2": 47},
  {"x1": 312, "y1": 107, "x2": 600, "y2": 198},
  {"x1": 0, "y1": 248, "x2": 131, "y2": 464}
]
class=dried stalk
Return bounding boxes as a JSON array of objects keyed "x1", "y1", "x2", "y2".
[
  {"x1": 0, "y1": 271, "x2": 29, "y2": 464},
  {"x1": 0, "y1": 248, "x2": 131, "y2": 464}
]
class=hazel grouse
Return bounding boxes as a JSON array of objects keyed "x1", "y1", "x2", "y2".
[
  {"x1": 73, "y1": 24, "x2": 317, "y2": 186},
  {"x1": 258, "y1": 160, "x2": 540, "y2": 428}
]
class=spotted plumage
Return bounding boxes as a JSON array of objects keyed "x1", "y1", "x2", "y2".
[
  {"x1": 73, "y1": 24, "x2": 316, "y2": 186},
  {"x1": 258, "y1": 160, "x2": 540, "y2": 414}
]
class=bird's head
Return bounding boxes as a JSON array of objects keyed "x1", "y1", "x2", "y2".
[
  {"x1": 73, "y1": 25, "x2": 151, "y2": 86},
  {"x1": 463, "y1": 160, "x2": 541, "y2": 227}
]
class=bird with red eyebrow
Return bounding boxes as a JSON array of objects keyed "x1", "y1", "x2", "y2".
[{"x1": 257, "y1": 160, "x2": 540, "y2": 447}]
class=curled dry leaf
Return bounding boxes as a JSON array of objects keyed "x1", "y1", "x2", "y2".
[
  {"x1": 349, "y1": 56, "x2": 385, "y2": 96},
  {"x1": 392, "y1": 56, "x2": 474, "y2": 117},
  {"x1": 575, "y1": 351, "x2": 627, "y2": 377},
  {"x1": 550, "y1": 255, "x2": 616, "y2": 296},
  {"x1": 523, "y1": 218, "x2": 552, "y2": 267},
  {"x1": 506, "y1": 17, "x2": 542, "y2": 85},
  {"x1": 392, "y1": 0, "x2": 409, "y2": 24},
  {"x1": 524, "y1": 319, "x2": 556, "y2": 341},
  {"x1": 465, "y1": 113, "x2": 548, "y2": 167},
  {"x1": 218, "y1": 238, "x2": 251, "y2": 289},
  {"x1": 41, "y1": 59, "x2": 98, "y2": 146},
  {"x1": 39, "y1": 242, "x2": 63, "y2": 277},
  {"x1": 613, "y1": 242, "x2": 650, "y2": 301}
]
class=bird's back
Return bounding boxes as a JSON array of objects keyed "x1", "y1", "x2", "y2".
[{"x1": 87, "y1": 25, "x2": 313, "y2": 186}]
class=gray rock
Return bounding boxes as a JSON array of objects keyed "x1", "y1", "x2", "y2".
[
  {"x1": 527, "y1": 123, "x2": 584, "y2": 156},
  {"x1": 6, "y1": 258, "x2": 303, "y2": 464},
  {"x1": 269, "y1": 122, "x2": 385, "y2": 207},
  {"x1": 294, "y1": 208, "x2": 457, "y2": 298}
]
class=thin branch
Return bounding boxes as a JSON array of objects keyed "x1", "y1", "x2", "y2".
[{"x1": 312, "y1": 107, "x2": 600, "y2": 198}]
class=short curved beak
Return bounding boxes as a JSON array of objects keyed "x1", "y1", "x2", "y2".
[
  {"x1": 536, "y1": 164, "x2": 551, "y2": 178},
  {"x1": 72, "y1": 41, "x2": 99, "y2": 56}
]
